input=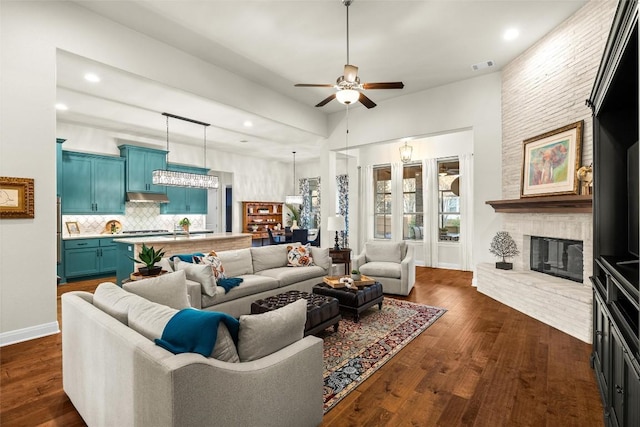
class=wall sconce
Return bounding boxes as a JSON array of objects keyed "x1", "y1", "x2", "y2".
[{"x1": 399, "y1": 142, "x2": 413, "y2": 163}]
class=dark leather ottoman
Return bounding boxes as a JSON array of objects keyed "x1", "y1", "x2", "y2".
[
  {"x1": 251, "y1": 290, "x2": 341, "y2": 336},
  {"x1": 312, "y1": 282, "x2": 384, "y2": 322}
]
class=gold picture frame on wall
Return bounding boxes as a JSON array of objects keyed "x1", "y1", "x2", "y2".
[
  {"x1": 66, "y1": 221, "x2": 80, "y2": 234},
  {"x1": 521, "y1": 121, "x2": 583, "y2": 197},
  {"x1": 0, "y1": 177, "x2": 35, "y2": 218}
]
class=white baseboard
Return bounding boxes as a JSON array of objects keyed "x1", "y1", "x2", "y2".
[{"x1": 0, "y1": 321, "x2": 60, "y2": 347}]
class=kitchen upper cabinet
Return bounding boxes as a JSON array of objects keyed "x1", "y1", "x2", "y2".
[
  {"x1": 119, "y1": 145, "x2": 167, "y2": 193},
  {"x1": 61, "y1": 151, "x2": 125, "y2": 214},
  {"x1": 160, "y1": 164, "x2": 209, "y2": 214}
]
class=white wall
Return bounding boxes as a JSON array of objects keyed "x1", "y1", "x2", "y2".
[
  {"x1": 321, "y1": 73, "x2": 503, "y2": 277},
  {"x1": 0, "y1": 0, "x2": 321, "y2": 344}
]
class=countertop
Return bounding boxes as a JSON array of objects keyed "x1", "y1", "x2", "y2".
[
  {"x1": 62, "y1": 230, "x2": 215, "y2": 240},
  {"x1": 112, "y1": 232, "x2": 251, "y2": 244}
]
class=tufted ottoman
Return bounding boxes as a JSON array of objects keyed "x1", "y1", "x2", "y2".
[
  {"x1": 251, "y1": 290, "x2": 341, "y2": 336},
  {"x1": 312, "y1": 281, "x2": 384, "y2": 322}
]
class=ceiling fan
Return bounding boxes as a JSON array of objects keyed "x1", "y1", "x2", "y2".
[{"x1": 294, "y1": 0, "x2": 404, "y2": 109}]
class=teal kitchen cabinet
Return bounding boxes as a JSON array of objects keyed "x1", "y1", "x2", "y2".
[
  {"x1": 160, "y1": 164, "x2": 209, "y2": 214},
  {"x1": 119, "y1": 145, "x2": 167, "y2": 193},
  {"x1": 64, "y1": 238, "x2": 118, "y2": 279},
  {"x1": 61, "y1": 151, "x2": 125, "y2": 214}
]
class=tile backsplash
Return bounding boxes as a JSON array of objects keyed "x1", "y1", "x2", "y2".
[{"x1": 62, "y1": 202, "x2": 205, "y2": 236}]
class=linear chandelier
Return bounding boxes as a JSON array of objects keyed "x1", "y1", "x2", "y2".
[{"x1": 152, "y1": 112, "x2": 219, "y2": 189}]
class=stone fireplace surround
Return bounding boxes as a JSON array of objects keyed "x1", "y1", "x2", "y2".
[{"x1": 477, "y1": 212, "x2": 593, "y2": 343}]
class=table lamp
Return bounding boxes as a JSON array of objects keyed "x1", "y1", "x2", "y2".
[{"x1": 327, "y1": 215, "x2": 346, "y2": 250}]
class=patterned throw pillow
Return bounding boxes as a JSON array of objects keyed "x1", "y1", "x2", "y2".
[
  {"x1": 286, "y1": 244, "x2": 315, "y2": 267},
  {"x1": 194, "y1": 250, "x2": 227, "y2": 280}
]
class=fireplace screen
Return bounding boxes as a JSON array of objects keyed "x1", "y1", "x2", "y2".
[{"x1": 530, "y1": 236, "x2": 583, "y2": 282}]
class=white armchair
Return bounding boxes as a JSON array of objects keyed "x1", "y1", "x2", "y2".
[{"x1": 353, "y1": 241, "x2": 415, "y2": 296}]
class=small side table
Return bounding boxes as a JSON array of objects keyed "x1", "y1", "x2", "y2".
[{"x1": 329, "y1": 248, "x2": 352, "y2": 275}]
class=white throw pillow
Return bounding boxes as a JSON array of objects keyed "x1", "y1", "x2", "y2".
[
  {"x1": 93, "y1": 282, "x2": 147, "y2": 325},
  {"x1": 123, "y1": 270, "x2": 190, "y2": 309},
  {"x1": 128, "y1": 302, "x2": 239, "y2": 363},
  {"x1": 174, "y1": 258, "x2": 217, "y2": 297},
  {"x1": 237, "y1": 299, "x2": 306, "y2": 362}
]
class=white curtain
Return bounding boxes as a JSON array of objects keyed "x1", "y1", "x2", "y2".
[
  {"x1": 423, "y1": 158, "x2": 439, "y2": 267},
  {"x1": 360, "y1": 165, "x2": 375, "y2": 250},
  {"x1": 391, "y1": 162, "x2": 404, "y2": 241},
  {"x1": 459, "y1": 153, "x2": 474, "y2": 271}
]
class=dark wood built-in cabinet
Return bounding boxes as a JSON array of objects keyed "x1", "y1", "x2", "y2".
[{"x1": 589, "y1": 2, "x2": 639, "y2": 426}]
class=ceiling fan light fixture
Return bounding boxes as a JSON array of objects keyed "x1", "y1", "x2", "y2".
[{"x1": 336, "y1": 89, "x2": 360, "y2": 105}]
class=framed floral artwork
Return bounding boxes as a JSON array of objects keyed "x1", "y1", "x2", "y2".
[
  {"x1": 0, "y1": 177, "x2": 35, "y2": 218},
  {"x1": 521, "y1": 121, "x2": 583, "y2": 197}
]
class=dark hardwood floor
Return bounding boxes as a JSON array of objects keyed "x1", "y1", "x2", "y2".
[{"x1": 0, "y1": 268, "x2": 603, "y2": 426}]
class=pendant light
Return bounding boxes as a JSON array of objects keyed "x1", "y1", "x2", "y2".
[
  {"x1": 285, "y1": 151, "x2": 303, "y2": 205},
  {"x1": 152, "y1": 112, "x2": 219, "y2": 189},
  {"x1": 399, "y1": 141, "x2": 413, "y2": 163}
]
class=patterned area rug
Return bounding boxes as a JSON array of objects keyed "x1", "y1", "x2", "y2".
[{"x1": 318, "y1": 297, "x2": 447, "y2": 413}]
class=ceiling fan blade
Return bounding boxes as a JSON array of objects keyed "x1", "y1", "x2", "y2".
[
  {"x1": 344, "y1": 64, "x2": 359, "y2": 83},
  {"x1": 358, "y1": 92, "x2": 377, "y2": 109},
  {"x1": 362, "y1": 82, "x2": 405, "y2": 90},
  {"x1": 315, "y1": 94, "x2": 336, "y2": 107},
  {"x1": 295, "y1": 83, "x2": 335, "y2": 87}
]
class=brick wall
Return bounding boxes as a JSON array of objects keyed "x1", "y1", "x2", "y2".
[{"x1": 502, "y1": 0, "x2": 617, "y2": 199}]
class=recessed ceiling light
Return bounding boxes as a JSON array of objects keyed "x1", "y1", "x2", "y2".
[
  {"x1": 243, "y1": 120, "x2": 253, "y2": 128},
  {"x1": 84, "y1": 73, "x2": 101, "y2": 83},
  {"x1": 55, "y1": 103, "x2": 68, "y2": 111},
  {"x1": 503, "y1": 28, "x2": 520, "y2": 41}
]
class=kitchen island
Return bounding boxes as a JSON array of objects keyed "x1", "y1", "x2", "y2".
[{"x1": 114, "y1": 232, "x2": 252, "y2": 284}]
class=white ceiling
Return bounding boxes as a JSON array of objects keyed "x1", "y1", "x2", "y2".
[{"x1": 57, "y1": 0, "x2": 588, "y2": 161}]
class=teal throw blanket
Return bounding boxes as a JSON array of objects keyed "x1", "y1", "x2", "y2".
[
  {"x1": 155, "y1": 309, "x2": 239, "y2": 357},
  {"x1": 217, "y1": 277, "x2": 243, "y2": 293}
]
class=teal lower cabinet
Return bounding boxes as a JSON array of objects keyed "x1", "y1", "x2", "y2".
[
  {"x1": 64, "y1": 238, "x2": 118, "y2": 279},
  {"x1": 116, "y1": 242, "x2": 135, "y2": 285}
]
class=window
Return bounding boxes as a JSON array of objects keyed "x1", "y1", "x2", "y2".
[
  {"x1": 374, "y1": 166, "x2": 392, "y2": 239},
  {"x1": 438, "y1": 159, "x2": 460, "y2": 242},
  {"x1": 403, "y1": 164, "x2": 423, "y2": 240}
]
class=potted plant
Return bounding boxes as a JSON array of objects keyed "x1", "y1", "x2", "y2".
[
  {"x1": 351, "y1": 269, "x2": 361, "y2": 281},
  {"x1": 489, "y1": 231, "x2": 520, "y2": 270},
  {"x1": 285, "y1": 203, "x2": 301, "y2": 229},
  {"x1": 179, "y1": 217, "x2": 191, "y2": 233},
  {"x1": 129, "y1": 243, "x2": 165, "y2": 276}
]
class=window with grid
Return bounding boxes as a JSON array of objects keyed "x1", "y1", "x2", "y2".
[
  {"x1": 403, "y1": 164, "x2": 423, "y2": 240},
  {"x1": 374, "y1": 166, "x2": 392, "y2": 239},
  {"x1": 438, "y1": 159, "x2": 460, "y2": 242}
]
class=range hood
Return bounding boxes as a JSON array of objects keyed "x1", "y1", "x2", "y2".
[{"x1": 126, "y1": 192, "x2": 170, "y2": 203}]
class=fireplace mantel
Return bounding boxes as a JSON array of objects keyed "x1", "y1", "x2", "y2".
[{"x1": 486, "y1": 195, "x2": 592, "y2": 213}]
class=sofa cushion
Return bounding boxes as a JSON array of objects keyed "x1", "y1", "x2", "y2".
[
  {"x1": 309, "y1": 246, "x2": 331, "y2": 272},
  {"x1": 217, "y1": 248, "x2": 253, "y2": 277},
  {"x1": 174, "y1": 258, "x2": 217, "y2": 297},
  {"x1": 257, "y1": 265, "x2": 326, "y2": 287},
  {"x1": 237, "y1": 299, "x2": 306, "y2": 362},
  {"x1": 359, "y1": 261, "x2": 401, "y2": 279},
  {"x1": 287, "y1": 244, "x2": 314, "y2": 267},
  {"x1": 123, "y1": 270, "x2": 190, "y2": 310},
  {"x1": 194, "y1": 250, "x2": 226, "y2": 280},
  {"x1": 201, "y1": 275, "x2": 280, "y2": 307},
  {"x1": 365, "y1": 241, "x2": 403, "y2": 263},
  {"x1": 155, "y1": 257, "x2": 174, "y2": 273},
  {"x1": 93, "y1": 282, "x2": 147, "y2": 325},
  {"x1": 129, "y1": 301, "x2": 240, "y2": 363},
  {"x1": 251, "y1": 244, "x2": 290, "y2": 273}
]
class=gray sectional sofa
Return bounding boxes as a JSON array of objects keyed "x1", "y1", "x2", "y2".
[
  {"x1": 164, "y1": 244, "x2": 332, "y2": 317},
  {"x1": 62, "y1": 281, "x2": 324, "y2": 427}
]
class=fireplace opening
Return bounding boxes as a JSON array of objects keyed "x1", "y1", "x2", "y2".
[{"x1": 530, "y1": 236, "x2": 583, "y2": 283}]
